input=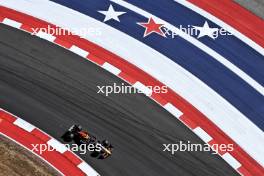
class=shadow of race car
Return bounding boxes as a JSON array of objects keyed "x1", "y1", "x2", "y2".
[{"x1": 61, "y1": 125, "x2": 113, "y2": 159}]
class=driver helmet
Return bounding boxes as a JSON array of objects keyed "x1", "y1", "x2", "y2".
[{"x1": 103, "y1": 140, "x2": 110, "y2": 147}]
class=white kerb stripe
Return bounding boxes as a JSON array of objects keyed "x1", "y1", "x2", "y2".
[
  {"x1": 78, "y1": 162, "x2": 100, "y2": 176},
  {"x1": 13, "y1": 118, "x2": 35, "y2": 132},
  {"x1": 47, "y1": 138, "x2": 68, "y2": 153},
  {"x1": 222, "y1": 153, "x2": 242, "y2": 169},
  {"x1": 164, "y1": 103, "x2": 183, "y2": 118},
  {"x1": 193, "y1": 127, "x2": 213, "y2": 143},
  {"x1": 3, "y1": 18, "x2": 22, "y2": 28},
  {"x1": 69, "y1": 45, "x2": 89, "y2": 57},
  {"x1": 133, "y1": 81, "x2": 152, "y2": 96},
  {"x1": 102, "y1": 62, "x2": 121, "y2": 75},
  {"x1": 36, "y1": 31, "x2": 56, "y2": 42}
]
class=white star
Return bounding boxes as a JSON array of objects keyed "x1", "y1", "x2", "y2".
[
  {"x1": 98, "y1": 4, "x2": 126, "y2": 22},
  {"x1": 193, "y1": 21, "x2": 219, "y2": 39}
]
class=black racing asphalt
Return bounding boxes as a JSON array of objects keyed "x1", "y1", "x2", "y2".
[{"x1": 0, "y1": 24, "x2": 239, "y2": 176}]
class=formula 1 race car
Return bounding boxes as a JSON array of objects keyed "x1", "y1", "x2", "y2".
[{"x1": 61, "y1": 125, "x2": 113, "y2": 159}]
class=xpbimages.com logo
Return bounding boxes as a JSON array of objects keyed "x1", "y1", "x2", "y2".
[
  {"x1": 97, "y1": 82, "x2": 168, "y2": 96},
  {"x1": 31, "y1": 143, "x2": 101, "y2": 155},
  {"x1": 138, "y1": 18, "x2": 232, "y2": 40},
  {"x1": 163, "y1": 141, "x2": 233, "y2": 155},
  {"x1": 163, "y1": 21, "x2": 232, "y2": 40},
  {"x1": 30, "y1": 25, "x2": 102, "y2": 37}
]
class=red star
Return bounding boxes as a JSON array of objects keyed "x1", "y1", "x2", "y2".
[{"x1": 138, "y1": 17, "x2": 165, "y2": 37}]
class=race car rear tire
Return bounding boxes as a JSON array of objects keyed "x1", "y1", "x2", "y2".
[{"x1": 62, "y1": 131, "x2": 74, "y2": 142}]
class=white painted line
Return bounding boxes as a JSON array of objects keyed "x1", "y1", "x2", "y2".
[
  {"x1": 222, "y1": 153, "x2": 242, "y2": 169},
  {"x1": 36, "y1": 31, "x2": 56, "y2": 42},
  {"x1": 102, "y1": 62, "x2": 121, "y2": 75},
  {"x1": 2, "y1": 18, "x2": 22, "y2": 28},
  {"x1": 13, "y1": 118, "x2": 35, "y2": 132},
  {"x1": 164, "y1": 103, "x2": 183, "y2": 118},
  {"x1": 193, "y1": 127, "x2": 213, "y2": 143},
  {"x1": 69, "y1": 45, "x2": 89, "y2": 57},
  {"x1": 47, "y1": 138, "x2": 68, "y2": 153},
  {"x1": 133, "y1": 81, "x2": 152, "y2": 96},
  {"x1": 78, "y1": 162, "x2": 101, "y2": 176}
]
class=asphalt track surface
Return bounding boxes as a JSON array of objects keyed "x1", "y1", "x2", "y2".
[
  {"x1": 0, "y1": 25, "x2": 240, "y2": 176},
  {"x1": 236, "y1": 0, "x2": 264, "y2": 19}
]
